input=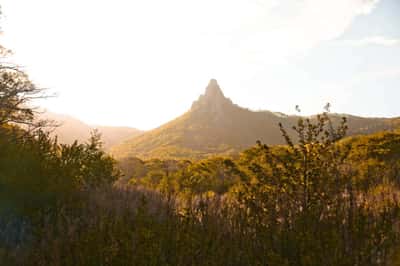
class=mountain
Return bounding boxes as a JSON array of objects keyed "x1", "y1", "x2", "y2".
[
  {"x1": 41, "y1": 112, "x2": 143, "y2": 149},
  {"x1": 110, "y1": 79, "x2": 400, "y2": 159}
]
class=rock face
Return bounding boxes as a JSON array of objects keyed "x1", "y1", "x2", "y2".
[
  {"x1": 203, "y1": 79, "x2": 226, "y2": 100},
  {"x1": 191, "y1": 79, "x2": 234, "y2": 122}
]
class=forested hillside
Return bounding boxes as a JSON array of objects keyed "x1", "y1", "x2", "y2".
[
  {"x1": 2, "y1": 67, "x2": 400, "y2": 264},
  {"x1": 2, "y1": 0, "x2": 400, "y2": 264},
  {"x1": 111, "y1": 79, "x2": 400, "y2": 159},
  {"x1": 1, "y1": 39, "x2": 400, "y2": 266},
  {"x1": 118, "y1": 125, "x2": 400, "y2": 197}
]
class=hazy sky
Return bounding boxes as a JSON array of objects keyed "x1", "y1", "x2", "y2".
[{"x1": 1, "y1": 0, "x2": 399, "y2": 130}]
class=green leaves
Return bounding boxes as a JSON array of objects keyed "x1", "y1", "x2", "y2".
[{"x1": 0, "y1": 126, "x2": 119, "y2": 215}]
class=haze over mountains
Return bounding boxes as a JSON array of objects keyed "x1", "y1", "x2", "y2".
[
  {"x1": 41, "y1": 112, "x2": 143, "y2": 149},
  {"x1": 110, "y1": 79, "x2": 400, "y2": 159}
]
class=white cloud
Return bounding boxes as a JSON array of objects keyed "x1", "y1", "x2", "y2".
[
  {"x1": 357, "y1": 0, "x2": 380, "y2": 14},
  {"x1": 350, "y1": 67, "x2": 400, "y2": 84},
  {"x1": 338, "y1": 36, "x2": 400, "y2": 47},
  {"x1": 230, "y1": 0, "x2": 382, "y2": 65}
]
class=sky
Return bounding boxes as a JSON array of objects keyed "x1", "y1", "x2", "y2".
[{"x1": 0, "y1": 0, "x2": 399, "y2": 130}]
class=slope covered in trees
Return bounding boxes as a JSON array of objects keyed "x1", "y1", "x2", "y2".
[
  {"x1": 118, "y1": 125, "x2": 400, "y2": 198},
  {"x1": 111, "y1": 79, "x2": 399, "y2": 159},
  {"x1": 2, "y1": 4, "x2": 400, "y2": 264},
  {"x1": 112, "y1": 116, "x2": 400, "y2": 265},
  {"x1": 2, "y1": 64, "x2": 400, "y2": 264}
]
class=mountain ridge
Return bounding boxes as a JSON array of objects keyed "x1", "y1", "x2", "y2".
[
  {"x1": 110, "y1": 79, "x2": 400, "y2": 159},
  {"x1": 40, "y1": 112, "x2": 144, "y2": 149}
]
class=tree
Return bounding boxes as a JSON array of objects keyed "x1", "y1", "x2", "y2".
[
  {"x1": 235, "y1": 107, "x2": 400, "y2": 265},
  {"x1": 0, "y1": 64, "x2": 49, "y2": 128},
  {"x1": 0, "y1": 7, "x2": 47, "y2": 129}
]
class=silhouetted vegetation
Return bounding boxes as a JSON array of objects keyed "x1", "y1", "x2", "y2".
[
  {"x1": 2, "y1": 97, "x2": 400, "y2": 265},
  {"x1": 1, "y1": 55, "x2": 400, "y2": 265}
]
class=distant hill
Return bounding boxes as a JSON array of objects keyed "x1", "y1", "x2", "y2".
[
  {"x1": 41, "y1": 112, "x2": 143, "y2": 149},
  {"x1": 111, "y1": 79, "x2": 400, "y2": 159}
]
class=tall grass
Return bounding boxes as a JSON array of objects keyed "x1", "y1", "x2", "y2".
[{"x1": 1, "y1": 183, "x2": 399, "y2": 266}]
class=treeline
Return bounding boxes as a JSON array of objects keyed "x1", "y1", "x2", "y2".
[
  {"x1": 119, "y1": 126, "x2": 400, "y2": 199},
  {"x1": 1, "y1": 61, "x2": 400, "y2": 265}
]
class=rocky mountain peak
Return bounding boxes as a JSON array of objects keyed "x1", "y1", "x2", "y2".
[
  {"x1": 204, "y1": 79, "x2": 225, "y2": 99},
  {"x1": 191, "y1": 79, "x2": 232, "y2": 112}
]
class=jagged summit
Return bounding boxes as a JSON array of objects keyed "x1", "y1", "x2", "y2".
[
  {"x1": 204, "y1": 79, "x2": 225, "y2": 99},
  {"x1": 191, "y1": 79, "x2": 232, "y2": 111}
]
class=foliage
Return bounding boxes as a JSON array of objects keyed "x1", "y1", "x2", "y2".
[
  {"x1": 115, "y1": 113, "x2": 400, "y2": 265},
  {"x1": 0, "y1": 65, "x2": 48, "y2": 128},
  {"x1": 0, "y1": 127, "x2": 119, "y2": 215},
  {"x1": 234, "y1": 112, "x2": 399, "y2": 265},
  {"x1": 1, "y1": 61, "x2": 399, "y2": 265}
]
